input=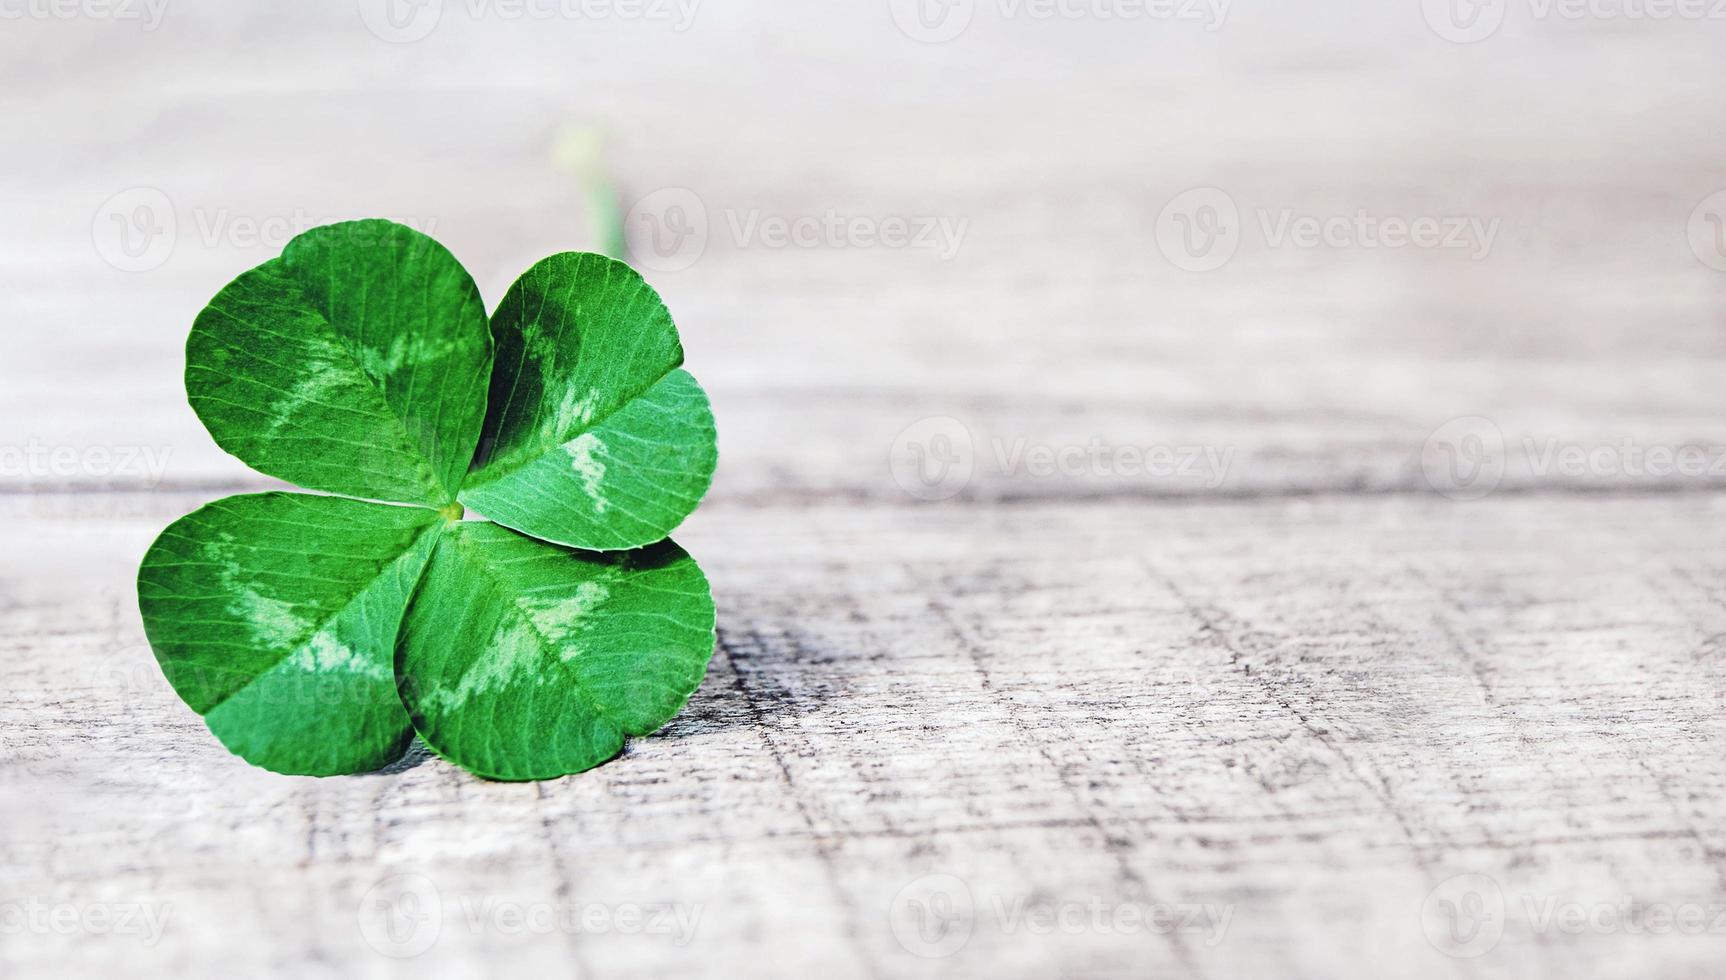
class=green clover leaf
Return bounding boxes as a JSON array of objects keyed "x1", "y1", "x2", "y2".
[
  {"x1": 462, "y1": 252, "x2": 718, "y2": 552},
  {"x1": 397, "y1": 527, "x2": 714, "y2": 782},
  {"x1": 187, "y1": 220, "x2": 493, "y2": 507},
  {"x1": 137, "y1": 220, "x2": 718, "y2": 781}
]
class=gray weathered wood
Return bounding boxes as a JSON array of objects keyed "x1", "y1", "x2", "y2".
[
  {"x1": 4, "y1": 3, "x2": 1726, "y2": 978},
  {"x1": 5, "y1": 494, "x2": 1726, "y2": 978}
]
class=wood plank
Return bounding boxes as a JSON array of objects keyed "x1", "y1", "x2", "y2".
[
  {"x1": 4, "y1": 493, "x2": 1724, "y2": 978},
  {"x1": 6, "y1": 8, "x2": 1726, "y2": 504},
  {"x1": 6, "y1": 6, "x2": 1726, "y2": 978}
]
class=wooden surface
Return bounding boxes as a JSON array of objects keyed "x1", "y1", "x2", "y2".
[{"x1": 4, "y1": 3, "x2": 1726, "y2": 978}]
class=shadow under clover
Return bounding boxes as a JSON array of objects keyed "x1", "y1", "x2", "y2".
[{"x1": 653, "y1": 624, "x2": 854, "y2": 739}]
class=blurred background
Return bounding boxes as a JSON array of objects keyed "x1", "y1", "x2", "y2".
[
  {"x1": 5, "y1": 0, "x2": 1725, "y2": 510},
  {"x1": 4, "y1": 2, "x2": 1726, "y2": 978}
]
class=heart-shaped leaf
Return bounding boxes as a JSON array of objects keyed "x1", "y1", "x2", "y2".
[
  {"x1": 187, "y1": 220, "x2": 493, "y2": 507},
  {"x1": 138, "y1": 493, "x2": 442, "y2": 776},
  {"x1": 396, "y1": 522, "x2": 715, "y2": 781},
  {"x1": 459, "y1": 253, "x2": 718, "y2": 551}
]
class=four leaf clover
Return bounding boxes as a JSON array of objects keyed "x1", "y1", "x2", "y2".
[{"x1": 136, "y1": 220, "x2": 719, "y2": 781}]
